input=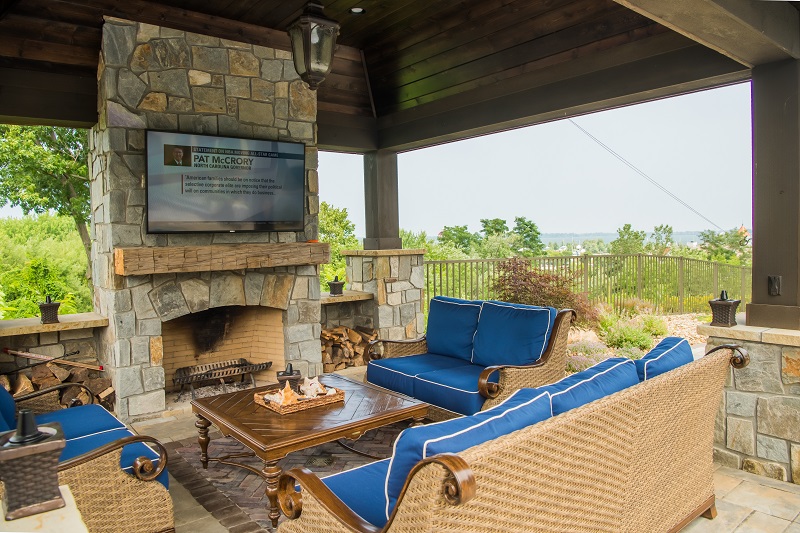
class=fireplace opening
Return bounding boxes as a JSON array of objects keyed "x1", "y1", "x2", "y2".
[{"x1": 161, "y1": 306, "x2": 285, "y2": 393}]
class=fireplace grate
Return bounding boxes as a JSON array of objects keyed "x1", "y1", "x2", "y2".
[{"x1": 173, "y1": 358, "x2": 272, "y2": 399}]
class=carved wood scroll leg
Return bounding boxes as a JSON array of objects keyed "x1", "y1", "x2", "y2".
[
  {"x1": 195, "y1": 414, "x2": 211, "y2": 469},
  {"x1": 263, "y1": 460, "x2": 282, "y2": 529}
]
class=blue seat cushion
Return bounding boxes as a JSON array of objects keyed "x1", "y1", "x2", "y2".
[
  {"x1": 636, "y1": 337, "x2": 694, "y2": 381},
  {"x1": 384, "y1": 389, "x2": 552, "y2": 520},
  {"x1": 0, "y1": 387, "x2": 16, "y2": 432},
  {"x1": 367, "y1": 354, "x2": 469, "y2": 397},
  {"x1": 413, "y1": 364, "x2": 498, "y2": 416},
  {"x1": 36, "y1": 404, "x2": 127, "y2": 440},
  {"x1": 322, "y1": 459, "x2": 391, "y2": 528},
  {"x1": 538, "y1": 357, "x2": 639, "y2": 415},
  {"x1": 61, "y1": 427, "x2": 168, "y2": 489},
  {"x1": 426, "y1": 297, "x2": 482, "y2": 361},
  {"x1": 472, "y1": 301, "x2": 557, "y2": 367}
]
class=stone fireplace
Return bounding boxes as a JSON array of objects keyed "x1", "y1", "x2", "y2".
[{"x1": 89, "y1": 17, "x2": 325, "y2": 421}]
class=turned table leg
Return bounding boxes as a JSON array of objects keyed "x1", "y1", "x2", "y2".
[
  {"x1": 263, "y1": 460, "x2": 282, "y2": 529},
  {"x1": 195, "y1": 414, "x2": 212, "y2": 469}
]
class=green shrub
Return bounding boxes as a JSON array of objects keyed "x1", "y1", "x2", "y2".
[
  {"x1": 596, "y1": 312, "x2": 619, "y2": 337},
  {"x1": 640, "y1": 314, "x2": 668, "y2": 337},
  {"x1": 604, "y1": 321, "x2": 653, "y2": 350},
  {"x1": 566, "y1": 352, "x2": 609, "y2": 373},
  {"x1": 616, "y1": 345, "x2": 646, "y2": 360},
  {"x1": 492, "y1": 257, "x2": 599, "y2": 327},
  {"x1": 619, "y1": 297, "x2": 655, "y2": 316}
]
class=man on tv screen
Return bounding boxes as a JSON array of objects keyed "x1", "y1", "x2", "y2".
[{"x1": 164, "y1": 145, "x2": 190, "y2": 166}]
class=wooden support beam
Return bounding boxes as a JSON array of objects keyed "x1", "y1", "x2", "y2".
[{"x1": 113, "y1": 243, "x2": 331, "y2": 276}]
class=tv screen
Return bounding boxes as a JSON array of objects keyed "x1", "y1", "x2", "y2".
[{"x1": 145, "y1": 131, "x2": 305, "y2": 233}]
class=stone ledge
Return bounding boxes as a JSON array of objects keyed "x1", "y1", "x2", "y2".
[
  {"x1": 699, "y1": 323, "x2": 800, "y2": 347},
  {"x1": 341, "y1": 249, "x2": 424, "y2": 257},
  {"x1": 320, "y1": 290, "x2": 373, "y2": 305},
  {"x1": 0, "y1": 312, "x2": 108, "y2": 337}
]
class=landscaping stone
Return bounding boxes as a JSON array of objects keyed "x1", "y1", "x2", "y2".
[{"x1": 742, "y1": 457, "x2": 787, "y2": 481}]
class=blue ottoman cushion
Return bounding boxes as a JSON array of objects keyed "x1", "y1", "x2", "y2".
[
  {"x1": 322, "y1": 459, "x2": 391, "y2": 528},
  {"x1": 636, "y1": 337, "x2": 694, "y2": 381},
  {"x1": 413, "y1": 364, "x2": 498, "y2": 416}
]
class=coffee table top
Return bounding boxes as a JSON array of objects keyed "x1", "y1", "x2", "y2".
[{"x1": 191, "y1": 373, "x2": 428, "y2": 461}]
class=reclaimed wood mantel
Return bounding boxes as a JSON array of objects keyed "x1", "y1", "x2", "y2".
[{"x1": 113, "y1": 242, "x2": 330, "y2": 276}]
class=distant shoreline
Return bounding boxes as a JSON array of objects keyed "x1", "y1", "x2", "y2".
[{"x1": 539, "y1": 231, "x2": 703, "y2": 244}]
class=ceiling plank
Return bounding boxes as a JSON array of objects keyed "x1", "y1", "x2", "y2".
[
  {"x1": 376, "y1": 41, "x2": 748, "y2": 152},
  {"x1": 0, "y1": 66, "x2": 96, "y2": 126},
  {"x1": 0, "y1": 0, "x2": 22, "y2": 21}
]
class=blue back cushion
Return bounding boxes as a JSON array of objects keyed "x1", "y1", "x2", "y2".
[
  {"x1": 635, "y1": 337, "x2": 694, "y2": 381},
  {"x1": 383, "y1": 388, "x2": 551, "y2": 519},
  {"x1": 540, "y1": 357, "x2": 639, "y2": 415},
  {"x1": 472, "y1": 301, "x2": 556, "y2": 366},
  {"x1": 425, "y1": 297, "x2": 481, "y2": 361},
  {"x1": 0, "y1": 387, "x2": 16, "y2": 432}
]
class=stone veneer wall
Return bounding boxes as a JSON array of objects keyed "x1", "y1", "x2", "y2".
[
  {"x1": 90, "y1": 17, "x2": 322, "y2": 421},
  {"x1": 699, "y1": 324, "x2": 800, "y2": 484},
  {"x1": 342, "y1": 250, "x2": 426, "y2": 340}
]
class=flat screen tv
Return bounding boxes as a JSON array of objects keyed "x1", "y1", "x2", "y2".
[{"x1": 145, "y1": 130, "x2": 305, "y2": 233}]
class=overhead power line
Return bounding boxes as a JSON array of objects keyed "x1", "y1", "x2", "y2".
[{"x1": 568, "y1": 118, "x2": 723, "y2": 231}]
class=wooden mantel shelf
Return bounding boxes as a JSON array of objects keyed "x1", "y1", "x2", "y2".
[{"x1": 114, "y1": 242, "x2": 330, "y2": 276}]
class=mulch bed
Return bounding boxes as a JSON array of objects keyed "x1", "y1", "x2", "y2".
[{"x1": 165, "y1": 422, "x2": 406, "y2": 531}]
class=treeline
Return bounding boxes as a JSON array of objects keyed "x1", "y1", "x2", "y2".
[{"x1": 0, "y1": 214, "x2": 92, "y2": 319}]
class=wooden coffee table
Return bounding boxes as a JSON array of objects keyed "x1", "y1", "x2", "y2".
[{"x1": 191, "y1": 373, "x2": 428, "y2": 528}]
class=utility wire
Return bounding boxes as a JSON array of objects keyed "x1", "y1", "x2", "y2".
[{"x1": 568, "y1": 118, "x2": 723, "y2": 231}]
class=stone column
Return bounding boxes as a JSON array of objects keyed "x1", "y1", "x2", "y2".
[
  {"x1": 91, "y1": 17, "x2": 320, "y2": 420},
  {"x1": 699, "y1": 323, "x2": 800, "y2": 484},
  {"x1": 343, "y1": 250, "x2": 425, "y2": 340}
]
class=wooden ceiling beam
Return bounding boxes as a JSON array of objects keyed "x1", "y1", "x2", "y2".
[
  {"x1": 374, "y1": 42, "x2": 748, "y2": 152},
  {"x1": 0, "y1": 0, "x2": 22, "y2": 21},
  {"x1": 0, "y1": 66, "x2": 96, "y2": 127}
]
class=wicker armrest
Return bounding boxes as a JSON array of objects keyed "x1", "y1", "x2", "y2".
[
  {"x1": 367, "y1": 336, "x2": 428, "y2": 360},
  {"x1": 58, "y1": 435, "x2": 173, "y2": 533},
  {"x1": 278, "y1": 453, "x2": 474, "y2": 533}
]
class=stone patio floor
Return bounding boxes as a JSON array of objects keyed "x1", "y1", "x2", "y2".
[{"x1": 130, "y1": 401, "x2": 800, "y2": 533}]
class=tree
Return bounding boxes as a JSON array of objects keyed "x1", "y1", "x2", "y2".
[
  {"x1": 439, "y1": 225, "x2": 476, "y2": 253},
  {"x1": 480, "y1": 218, "x2": 508, "y2": 237},
  {"x1": 610, "y1": 224, "x2": 646, "y2": 255},
  {"x1": 319, "y1": 201, "x2": 360, "y2": 288},
  {"x1": 401, "y1": 229, "x2": 467, "y2": 260},
  {"x1": 0, "y1": 126, "x2": 91, "y2": 277},
  {"x1": 646, "y1": 224, "x2": 674, "y2": 255},
  {"x1": 699, "y1": 227, "x2": 751, "y2": 265},
  {"x1": 512, "y1": 216, "x2": 545, "y2": 257}
]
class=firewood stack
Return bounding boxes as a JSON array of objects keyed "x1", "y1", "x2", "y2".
[
  {"x1": 0, "y1": 363, "x2": 114, "y2": 409},
  {"x1": 320, "y1": 326, "x2": 377, "y2": 373}
]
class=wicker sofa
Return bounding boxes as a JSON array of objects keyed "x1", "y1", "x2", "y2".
[
  {"x1": 0, "y1": 384, "x2": 173, "y2": 533},
  {"x1": 278, "y1": 339, "x2": 748, "y2": 533},
  {"x1": 367, "y1": 296, "x2": 576, "y2": 417}
]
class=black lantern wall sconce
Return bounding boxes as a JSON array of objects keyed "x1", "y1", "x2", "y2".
[{"x1": 287, "y1": 3, "x2": 340, "y2": 90}]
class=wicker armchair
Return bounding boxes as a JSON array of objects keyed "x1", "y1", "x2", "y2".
[
  {"x1": 6, "y1": 384, "x2": 174, "y2": 533},
  {"x1": 277, "y1": 344, "x2": 748, "y2": 533},
  {"x1": 368, "y1": 308, "x2": 576, "y2": 418}
]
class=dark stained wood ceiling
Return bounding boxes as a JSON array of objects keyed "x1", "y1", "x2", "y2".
[{"x1": 0, "y1": 0, "x2": 749, "y2": 152}]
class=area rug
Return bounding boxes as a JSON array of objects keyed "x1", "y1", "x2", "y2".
[{"x1": 166, "y1": 422, "x2": 406, "y2": 530}]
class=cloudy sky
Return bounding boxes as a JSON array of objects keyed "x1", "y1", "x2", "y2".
[{"x1": 318, "y1": 82, "x2": 752, "y2": 239}]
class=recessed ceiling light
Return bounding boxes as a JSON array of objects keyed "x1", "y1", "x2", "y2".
[{"x1": 350, "y1": 7, "x2": 366, "y2": 14}]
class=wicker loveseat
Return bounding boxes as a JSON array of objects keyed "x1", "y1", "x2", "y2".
[
  {"x1": 278, "y1": 339, "x2": 748, "y2": 533},
  {"x1": 367, "y1": 296, "x2": 576, "y2": 417},
  {"x1": 0, "y1": 384, "x2": 173, "y2": 533}
]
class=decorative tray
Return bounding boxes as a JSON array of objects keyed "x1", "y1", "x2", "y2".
[{"x1": 253, "y1": 387, "x2": 345, "y2": 415}]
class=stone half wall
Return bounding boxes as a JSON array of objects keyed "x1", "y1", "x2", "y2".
[
  {"x1": 342, "y1": 250, "x2": 426, "y2": 341},
  {"x1": 699, "y1": 324, "x2": 800, "y2": 485},
  {"x1": 90, "y1": 17, "x2": 322, "y2": 421}
]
